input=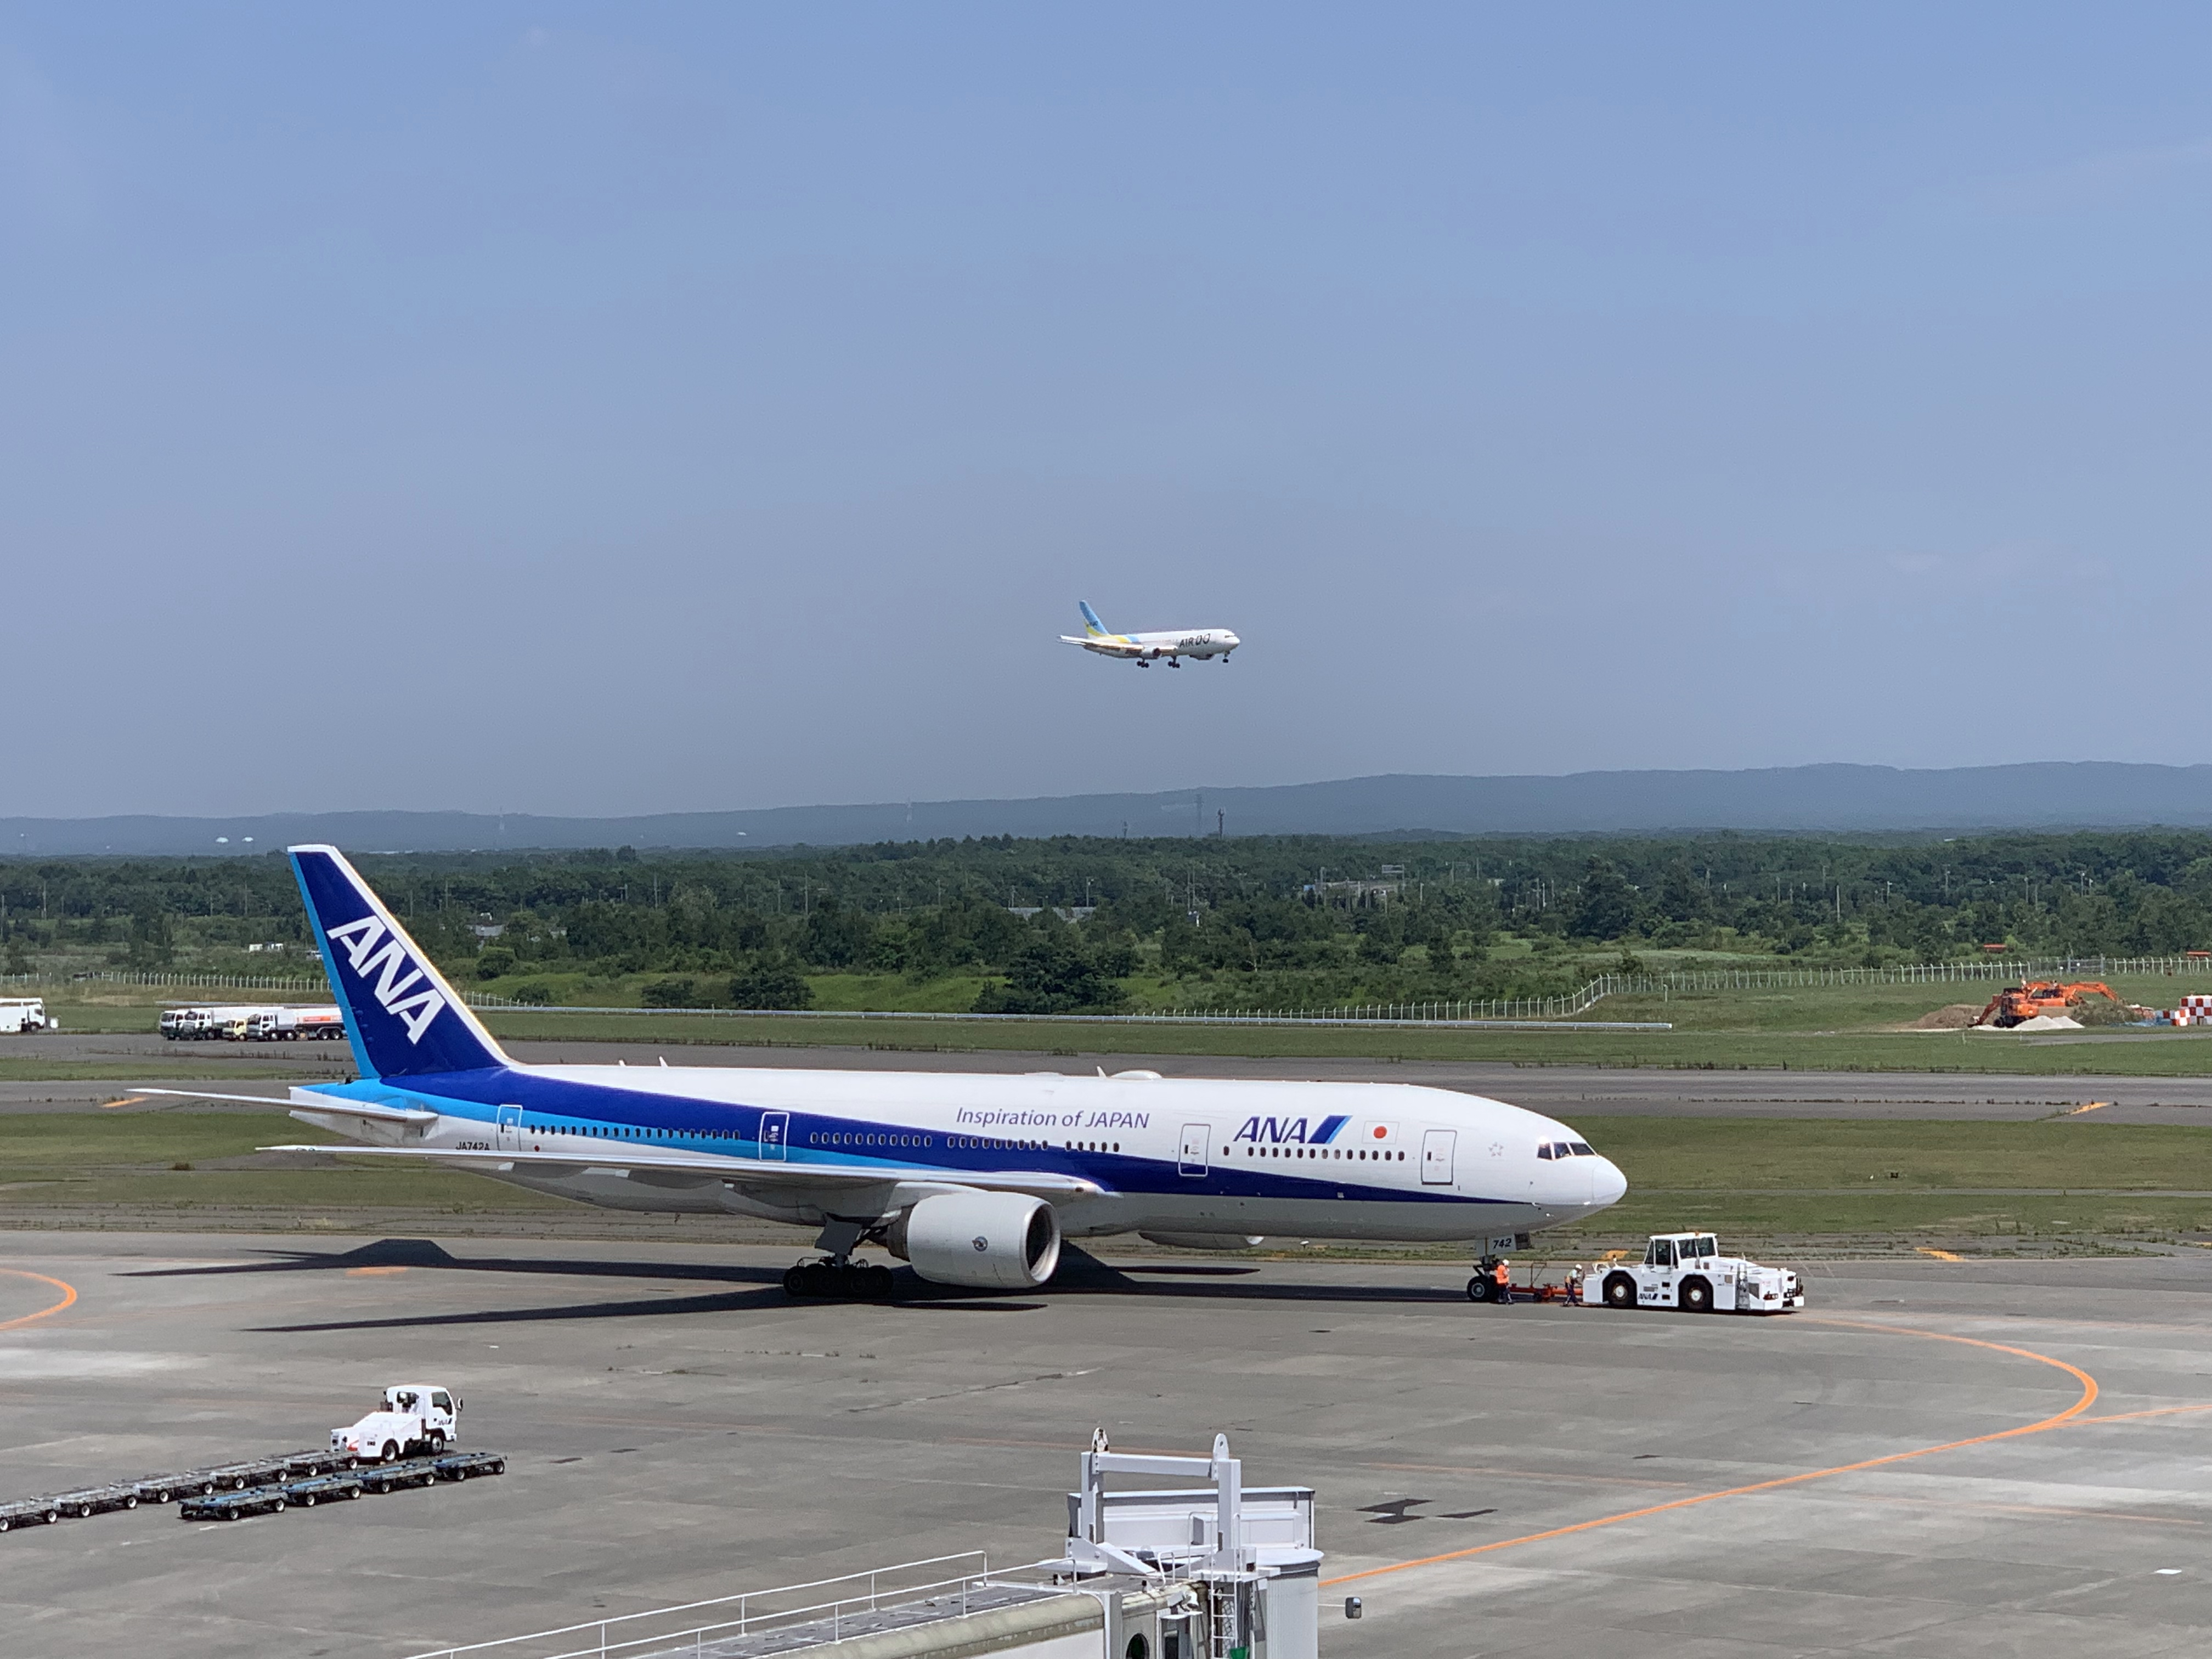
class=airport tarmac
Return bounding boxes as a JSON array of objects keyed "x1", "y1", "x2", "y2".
[
  {"x1": 7, "y1": 1031, "x2": 2212, "y2": 1121},
  {"x1": 1, "y1": 1231, "x2": 2210, "y2": 1657}
]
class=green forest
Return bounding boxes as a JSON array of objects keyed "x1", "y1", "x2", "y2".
[{"x1": 5, "y1": 828, "x2": 2212, "y2": 1014}]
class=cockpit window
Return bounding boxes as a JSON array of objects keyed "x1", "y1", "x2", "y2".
[
  {"x1": 1537, "y1": 1143, "x2": 1554, "y2": 1160},
  {"x1": 1568, "y1": 1141, "x2": 1594, "y2": 1156}
]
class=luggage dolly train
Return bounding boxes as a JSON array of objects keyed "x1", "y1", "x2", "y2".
[
  {"x1": 0, "y1": 1381, "x2": 503, "y2": 1533},
  {"x1": 1469, "y1": 1232, "x2": 1807, "y2": 1314}
]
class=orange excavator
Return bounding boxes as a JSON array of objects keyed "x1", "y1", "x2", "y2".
[{"x1": 1974, "y1": 980, "x2": 2124, "y2": 1028}]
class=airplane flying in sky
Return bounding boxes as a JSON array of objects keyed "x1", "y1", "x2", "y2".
[
  {"x1": 162, "y1": 846, "x2": 1624, "y2": 1301},
  {"x1": 1062, "y1": 601, "x2": 1240, "y2": 667}
]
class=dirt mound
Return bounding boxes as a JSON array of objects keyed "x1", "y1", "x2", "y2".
[{"x1": 1904, "y1": 1003, "x2": 1983, "y2": 1030}]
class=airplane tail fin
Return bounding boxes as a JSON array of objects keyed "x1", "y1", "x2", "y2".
[
  {"x1": 290, "y1": 845, "x2": 511, "y2": 1080},
  {"x1": 1078, "y1": 600, "x2": 1111, "y2": 637}
]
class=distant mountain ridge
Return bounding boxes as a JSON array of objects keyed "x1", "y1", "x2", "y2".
[{"x1": 6, "y1": 763, "x2": 2211, "y2": 856}]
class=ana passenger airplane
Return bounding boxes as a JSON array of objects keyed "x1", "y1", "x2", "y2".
[
  {"x1": 163, "y1": 847, "x2": 1625, "y2": 1300},
  {"x1": 1061, "y1": 601, "x2": 1239, "y2": 667}
]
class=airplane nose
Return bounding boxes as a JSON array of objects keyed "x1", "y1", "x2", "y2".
[{"x1": 1590, "y1": 1156, "x2": 1627, "y2": 1207}]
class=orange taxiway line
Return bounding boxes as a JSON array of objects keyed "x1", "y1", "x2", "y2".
[
  {"x1": 1322, "y1": 1317, "x2": 2098, "y2": 1588},
  {"x1": 0, "y1": 1268, "x2": 79, "y2": 1332}
]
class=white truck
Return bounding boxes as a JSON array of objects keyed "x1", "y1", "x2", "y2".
[
  {"x1": 1579, "y1": 1233, "x2": 1805, "y2": 1314},
  {"x1": 247, "y1": 1006, "x2": 347, "y2": 1041},
  {"x1": 0, "y1": 998, "x2": 53, "y2": 1035},
  {"x1": 162, "y1": 1005, "x2": 262, "y2": 1040},
  {"x1": 330, "y1": 1384, "x2": 462, "y2": 1464}
]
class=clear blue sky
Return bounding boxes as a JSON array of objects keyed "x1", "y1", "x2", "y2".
[{"x1": 3, "y1": 4, "x2": 2205, "y2": 816}]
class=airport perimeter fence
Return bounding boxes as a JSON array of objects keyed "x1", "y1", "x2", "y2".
[
  {"x1": 10, "y1": 952, "x2": 2212, "y2": 1030},
  {"x1": 0, "y1": 969, "x2": 331, "y2": 994}
]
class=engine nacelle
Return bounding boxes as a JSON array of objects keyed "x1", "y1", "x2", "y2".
[
  {"x1": 1139, "y1": 1232, "x2": 1266, "y2": 1250},
  {"x1": 889, "y1": 1191, "x2": 1062, "y2": 1289}
]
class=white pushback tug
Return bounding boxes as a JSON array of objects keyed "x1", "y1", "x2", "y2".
[{"x1": 1578, "y1": 1232, "x2": 1804, "y2": 1314}]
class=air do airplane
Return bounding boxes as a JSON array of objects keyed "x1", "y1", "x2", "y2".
[
  {"x1": 1061, "y1": 601, "x2": 1239, "y2": 667},
  {"x1": 166, "y1": 847, "x2": 1626, "y2": 1299}
]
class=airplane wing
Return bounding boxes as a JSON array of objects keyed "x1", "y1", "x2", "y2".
[
  {"x1": 134, "y1": 1086, "x2": 440, "y2": 1128},
  {"x1": 256, "y1": 1141, "x2": 1105, "y2": 1201},
  {"x1": 1060, "y1": 635, "x2": 1143, "y2": 656}
]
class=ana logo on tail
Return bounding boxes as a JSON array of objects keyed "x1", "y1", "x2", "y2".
[{"x1": 325, "y1": 916, "x2": 447, "y2": 1043}]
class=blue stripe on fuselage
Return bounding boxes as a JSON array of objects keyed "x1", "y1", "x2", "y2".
[{"x1": 302, "y1": 1073, "x2": 1498, "y2": 1207}]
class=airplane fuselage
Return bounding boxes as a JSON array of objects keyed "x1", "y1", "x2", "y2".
[
  {"x1": 293, "y1": 1065, "x2": 1626, "y2": 1245},
  {"x1": 1064, "y1": 627, "x2": 1241, "y2": 664}
]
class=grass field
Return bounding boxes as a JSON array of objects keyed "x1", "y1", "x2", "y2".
[
  {"x1": 0, "y1": 1113, "x2": 564, "y2": 1214},
  {"x1": 1552, "y1": 1116, "x2": 2212, "y2": 1246},
  {"x1": 25, "y1": 972, "x2": 2212, "y2": 1076},
  {"x1": 3, "y1": 1110, "x2": 2206, "y2": 1253}
]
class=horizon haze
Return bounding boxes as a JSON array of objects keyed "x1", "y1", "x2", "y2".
[{"x1": 9, "y1": 760, "x2": 2212, "y2": 856}]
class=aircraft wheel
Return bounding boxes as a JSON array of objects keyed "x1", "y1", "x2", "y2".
[
  {"x1": 1465, "y1": 1276, "x2": 1492, "y2": 1303},
  {"x1": 1603, "y1": 1272, "x2": 1637, "y2": 1309},
  {"x1": 786, "y1": 1262, "x2": 839, "y2": 1298}
]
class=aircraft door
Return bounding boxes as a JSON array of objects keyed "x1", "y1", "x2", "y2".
[
  {"x1": 1421, "y1": 1128, "x2": 1456, "y2": 1186},
  {"x1": 494, "y1": 1104, "x2": 522, "y2": 1152},
  {"x1": 1178, "y1": 1123, "x2": 1211, "y2": 1178},
  {"x1": 758, "y1": 1111, "x2": 789, "y2": 1160}
]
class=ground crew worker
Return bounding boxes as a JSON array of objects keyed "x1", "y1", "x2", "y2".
[{"x1": 1491, "y1": 1256, "x2": 1513, "y2": 1305}]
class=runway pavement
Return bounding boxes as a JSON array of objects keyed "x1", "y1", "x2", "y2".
[
  {"x1": 0, "y1": 1232, "x2": 2208, "y2": 1656},
  {"x1": 12, "y1": 1031, "x2": 2212, "y2": 1123}
]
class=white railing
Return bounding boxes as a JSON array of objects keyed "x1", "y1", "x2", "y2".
[
  {"x1": 398, "y1": 1553, "x2": 1017, "y2": 1659},
  {"x1": 0, "y1": 969, "x2": 329, "y2": 992}
]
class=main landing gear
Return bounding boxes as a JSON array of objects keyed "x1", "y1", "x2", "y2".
[
  {"x1": 784, "y1": 1219, "x2": 896, "y2": 1300},
  {"x1": 783, "y1": 1258, "x2": 896, "y2": 1300}
]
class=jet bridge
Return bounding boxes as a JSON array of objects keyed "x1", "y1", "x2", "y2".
[{"x1": 398, "y1": 1433, "x2": 1321, "y2": 1659}]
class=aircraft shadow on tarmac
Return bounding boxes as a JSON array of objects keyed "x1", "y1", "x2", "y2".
[
  {"x1": 122, "y1": 1236, "x2": 775, "y2": 1286},
  {"x1": 126, "y1": 1239, "x2": 1468, "y2": 1334}
]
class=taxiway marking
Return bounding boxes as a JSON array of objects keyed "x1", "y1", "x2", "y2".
[
  {"x1": 0, "y1": 1268, "x2": 80, "y2": 1331},
  {"x1": 1325, "y1": 1317, "x2": 2099, "y2": 1587}
]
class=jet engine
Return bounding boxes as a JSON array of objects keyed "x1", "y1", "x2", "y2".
[{"x1": 888, "y1": 1190, "x2": 1062, "y2": 1289}]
